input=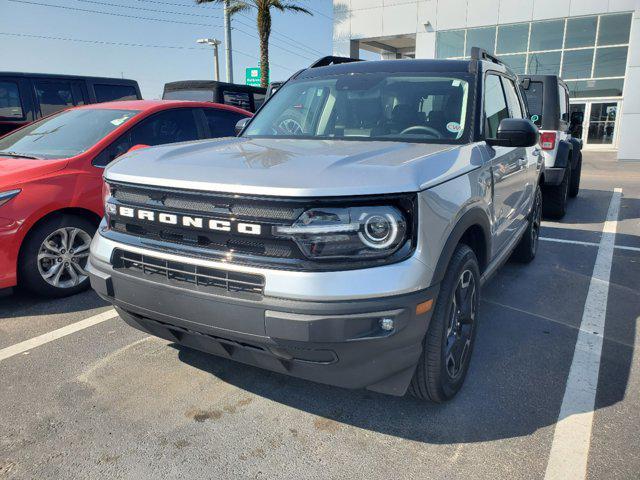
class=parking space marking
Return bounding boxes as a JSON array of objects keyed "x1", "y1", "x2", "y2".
[
  {"x1": 544, "y1": 188, "x2": 622, "y2": 480},
  {"x1": 540, "y1": 236, "x2": 640, "y2": 253},
  {"x1": 0, "y1": 309, "x2": 118, "y2": 362}
]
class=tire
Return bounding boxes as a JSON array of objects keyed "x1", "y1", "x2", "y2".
[
  {"x1": 409, "y1": 244, "x2": 480, "y2": 403},
  {"x1": 542, "y1": 165, "x2": 571, "y2": 219},
  {"x1": 569, "y1": 154, "x2": 582, "y2": 198},
  {"x1": 19, "y1": 214, "x2": 97, "y2": 298},
  {"x1": 512, "y1": 185, "x2": 542, "y2": 263}
]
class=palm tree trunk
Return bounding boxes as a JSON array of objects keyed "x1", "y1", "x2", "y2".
[{"x1": 257, "y1": 4, "x2": 271, "y2": 88}]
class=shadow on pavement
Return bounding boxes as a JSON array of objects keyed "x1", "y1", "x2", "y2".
[{"x1": 0, "y1": 288, "x2": 108, "y2": 320}]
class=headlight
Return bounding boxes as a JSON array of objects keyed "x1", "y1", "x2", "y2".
[
  {"x1": 0, "y1": 189, "x2": 21, "y2": 207},
  {"x1": 274, "y1": 205, "x2": 408, "y2": 260},
  {"x1": 102, "y1": 181, "x2": 116, "y2": 216}
]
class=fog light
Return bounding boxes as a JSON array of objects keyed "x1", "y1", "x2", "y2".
[{"x1": 380, "y1": 318, "x2": 394, "y2": 331}]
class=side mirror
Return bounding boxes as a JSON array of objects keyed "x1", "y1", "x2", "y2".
[
  {"x1": 126, "y1": 144, "x2": 150, "y2": 154},
  {"x1": 235, "y1": 117, "x2": 251, "y2": 136},
  {"x1": 486, "y1": 118, "x2": 539, "y2": 148}
]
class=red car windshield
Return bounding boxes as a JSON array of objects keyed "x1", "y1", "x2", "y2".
[{"x1": 0, "y1": 108, "x2": 140, "y2": 160}]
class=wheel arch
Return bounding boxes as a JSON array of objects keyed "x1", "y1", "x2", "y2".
[
  {"x1": 17, "y1": 207, "x2": 101, "y2": 265},
  {"x1": 431, "y1": 208, "x2": 491, "y2": 285}
]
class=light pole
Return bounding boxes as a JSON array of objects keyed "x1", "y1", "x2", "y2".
[
  {"x1": 223, "y1": 0, "x2": 233, "y2": 83},
  {"x1": 197, "y1": 38, "x2": 222, "y2": 82}
]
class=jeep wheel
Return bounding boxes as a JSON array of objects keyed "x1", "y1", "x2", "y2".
[
  {"x1": 19, "y1": 215, "x2": 96, "y2": 298},
  {"x1": 409, "y1": 244, "x2": 480, "y2": 403},
  {"x1": 542, "y1": 165, "x2": 571, "y2": 219},
  {"x1": 512, "y1": 185, "x2": 542, "y2": 263},
  {"x1": 569, "y1": 154, "x2": 582, "y2": 198}
]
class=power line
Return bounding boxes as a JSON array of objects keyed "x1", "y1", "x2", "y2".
[
  {"x1": 7, "y1": 0, "x2": 223, "y2": 27},
  {"x1": 0, "y1": 31, "x2": 297, "y2": 73},
  {"x1": 77, "y1": 0, "x2": 222, "y2": 19},
  {"x1": 0, "y1": 31, "x2": 208, "y2": 50}
]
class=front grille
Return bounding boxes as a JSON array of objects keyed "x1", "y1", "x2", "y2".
[{"x1": 113, "y1": 250, "x2": 264, "y2": 298}]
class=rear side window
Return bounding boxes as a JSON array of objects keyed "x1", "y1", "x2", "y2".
[
  {"x1": 163, "y1": 89, "x2": 214, "y2": 101},
  {"x1": 0, "y1": 81, "x2": 24, "y2": 119},
  {"x1": 484, "y1": 75, "x2": 509, "y2": 138},
  {"x1": 558, "y1": 85, "x2": 569, "y2": 122},
  {"x1": 522, "y1": 81, "x2": 543, "y2": 127},
  {"x1": 501, "y1": 77, "x2": 524, "y2": 119},
  {"x1": 34, "y1": 80, "x2": 74, "y2": 116},
  {"x1": 222, "y1": 90, "x2": 251, "y2": 111},
  {"x1": 94, "y1": 84, "x2": 138, "y2": 103},
  {"x1": 253, "y1": 92, "x2": 266, "y2": 110},
  {"x1": 202, "y1": 108, "x2": 247, "y2": 137}
]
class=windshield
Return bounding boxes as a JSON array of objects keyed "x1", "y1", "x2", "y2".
[
  {"x1": 0, "y1": 108, "x2": 140, "y2": 159},
  {"x1": 244, "y1": 73, "x2": 471, "y2": 143}
]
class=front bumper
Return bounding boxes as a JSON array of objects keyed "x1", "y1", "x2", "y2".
[{"x1": 88, "y1": 234, "x2": 439, "y2": 396}]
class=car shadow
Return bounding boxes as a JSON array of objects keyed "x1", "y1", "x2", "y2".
[{"x1": 0, "y1": 288, "x2": 109, "y2": 320}]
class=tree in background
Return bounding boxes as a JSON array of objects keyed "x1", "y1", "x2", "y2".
[{"x1": 196, "y1": 0, "x2": 312, "y2": 88}]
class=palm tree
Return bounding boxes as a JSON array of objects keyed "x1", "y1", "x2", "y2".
[{"x1": 196, "y1": 0, "x2": 312, "y2": 88}]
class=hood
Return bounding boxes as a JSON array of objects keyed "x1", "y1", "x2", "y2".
[
  {"x1": 0, "y1": 156, "x2": 68, "y2": 190},
  {"x1": 105, "y1": 137, "x2": 481, "y2": 197}
]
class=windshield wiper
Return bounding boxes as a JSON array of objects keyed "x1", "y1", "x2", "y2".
[{"x1": 0, "y1": 151, "x2": 42, "y2": 160}]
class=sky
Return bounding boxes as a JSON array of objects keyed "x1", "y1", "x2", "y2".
[{"x1": 1, "y1": 0, "x2": 335, "y2": 98}]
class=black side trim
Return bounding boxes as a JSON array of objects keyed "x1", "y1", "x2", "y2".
[
  {"x1": 555, "y1": 140, "x2": 572, "y2": 169},
  {"x1": 431, "y1": 208, "x2": 491, "y2": 284}
]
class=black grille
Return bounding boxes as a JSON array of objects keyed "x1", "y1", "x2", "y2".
[
  {"x1": 113, "y1": 250, "x2": 264, "y2": 298},
  {"x1": 112, "y1": 183, "x2": 302, "y2": 221}
]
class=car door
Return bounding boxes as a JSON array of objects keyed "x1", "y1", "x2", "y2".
[{"x1": 484, "y1": 74, "x2": 529, "y2": 254}]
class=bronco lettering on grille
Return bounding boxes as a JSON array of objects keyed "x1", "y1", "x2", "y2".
[{"x1": 116, "y1": 206, "x2": 262, "y2": 235}]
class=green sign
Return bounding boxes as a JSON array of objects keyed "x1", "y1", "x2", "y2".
[{"x1": 246, "y1": 67, "x2": 262, "y2": 86}]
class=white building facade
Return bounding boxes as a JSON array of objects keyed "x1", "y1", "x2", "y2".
[{"x1": 333, "y1": 0, "x2": 640, "y2": 160}]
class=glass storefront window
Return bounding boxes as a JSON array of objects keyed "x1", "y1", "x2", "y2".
[
  {"x1": 565, "y1": 79, "x2": 624, "y2": 98},
  {"x1": 565, "y1": 17, "x2": 597, "y2": 48},
  {"x1": 496, "y1": 24, "x2": 529, "y2": 54},
  {"x1": 530, "y1": 20, "x2": 564, "y2": 51},
  {"x1": 562, "y1": 49, "x2": 594, "y2": 79},
  {"x1": 501, "y1": 54, "x2": 526, "y2": 74},
  {"x1": 527, "y1": 51, "x2": 561, "y2": 75},
  {"x1": 466, "y1": 27, "x2": 496, "y2": 55},
  {"x1": 594, "y1": 47, "x2": 628, "y2": 77},
  {"x1": 598, "y1": 13, "x2": 632, "y2": 46},
  {"x1": 436, "y1": 30, "x2": 465, "y2": 58}
]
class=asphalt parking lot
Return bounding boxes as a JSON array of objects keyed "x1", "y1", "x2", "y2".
[{"x1": 1, "y1": 151, "x2": 638, "y2": 480}]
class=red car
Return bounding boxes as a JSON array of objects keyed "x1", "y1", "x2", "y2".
[{"x1": 0, "y1": 100, "x2": 251, "y2": 297}]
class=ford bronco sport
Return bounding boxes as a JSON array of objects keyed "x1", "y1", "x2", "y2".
[
  {"x1": 88, "y1": 50, "x2": 542, "y2": 402},
  {"x1": 520, "y1": 75, "x2": 582, "y2": 218}
]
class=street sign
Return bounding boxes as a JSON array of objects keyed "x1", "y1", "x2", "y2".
[{"x1": 246, "y1": 67, "x2": 262, "y2": 86}]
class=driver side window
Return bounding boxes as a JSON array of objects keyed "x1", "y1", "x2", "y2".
[
  {"x1": 484, "y1": 75, "x2": 509, "y2": 138},
  {"x1": 94, "y1": 108, "x2": 199, "y2": 167}
]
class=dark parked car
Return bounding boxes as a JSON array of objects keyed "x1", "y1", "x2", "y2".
[
  {"x1": 0, "y1": 72, "x2": 142, "y2": 136},
  {"x1": 162, "y1": 80, "x2": 266, "y2": 112}
]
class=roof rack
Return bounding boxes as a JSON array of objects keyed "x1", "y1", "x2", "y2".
[
  {"x1": 309, "y1": 56, "x2": 362, "y2": 68},
  {"x1": 470, "y1": 47, "x2": 504, "y2": 66}
]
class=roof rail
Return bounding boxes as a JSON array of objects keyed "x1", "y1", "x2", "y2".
[
  {"x1": 309, "y1": 56, "x2": 362, "y2": 68},
  {"x1": 470, "y1": 47, "x2": 504, "y2": 66}
]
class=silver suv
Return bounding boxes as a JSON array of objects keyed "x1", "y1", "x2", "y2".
[{"x1": 88, "y1": 50, "x2": 542, "y2": 402}]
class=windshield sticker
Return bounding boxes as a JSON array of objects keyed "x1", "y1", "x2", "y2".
[
  {"x1": 110, "y1": 115, "x2": 132, "y2": 126},
  {"x1": 531, "y1": 114, "x2": 540, "y2": 123},
  {"x1": 446, "y1": 122, "x2": 462, "y2": 133}
]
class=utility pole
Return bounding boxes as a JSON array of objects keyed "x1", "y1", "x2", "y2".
[
  {"x1": 224, "y1": 0, "x2": 233, "y2": 83},
  {"x1": 197, "y1": 38, "x2": 222, "y2": 81}
]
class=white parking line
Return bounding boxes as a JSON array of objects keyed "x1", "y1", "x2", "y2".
[
  {"x1": 0, "y1": 309, "x2": 118, "y2": 362},
  {"x1": 544, "y1": 188, "x2": 622, "y2": 480},
  {"x1": 540, "y1": 236, "x2": 640, "y2": 253}
]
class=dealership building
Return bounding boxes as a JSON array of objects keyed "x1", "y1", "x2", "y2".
[{"x1": 333, "y1": 0, "x2": 640, "y2": 160}]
